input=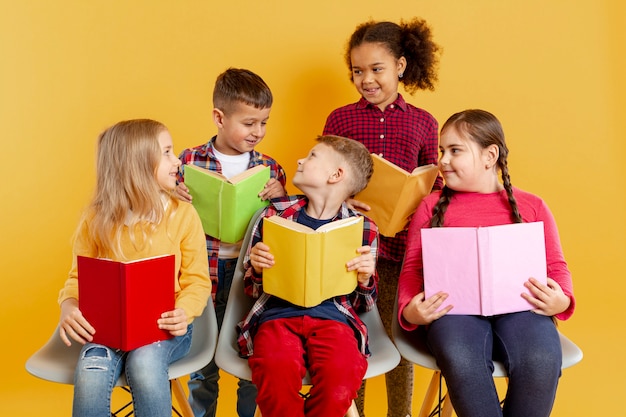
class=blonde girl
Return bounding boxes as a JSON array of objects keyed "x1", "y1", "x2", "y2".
[{"x1": 58, "y1": 119, "x2": 212, "y2": 417}]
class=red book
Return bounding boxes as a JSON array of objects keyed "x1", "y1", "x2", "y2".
[{"x1": 78, "y1": 254, "x2": 175, "y2": 351}]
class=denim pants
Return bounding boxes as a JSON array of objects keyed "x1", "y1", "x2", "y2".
[
  {"x1": 72, "y1": 325, "x2": 193, "y2": 417},
  {"x1": 188, "y1": 258, "x2": 257, "y2": 417},
  {"x1": 426, "y1": 312, "x2": 562, "y2": 417}
]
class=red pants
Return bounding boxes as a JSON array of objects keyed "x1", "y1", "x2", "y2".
[{"x1": 249, "y1": 316, "x2": 368, "y2": 417}]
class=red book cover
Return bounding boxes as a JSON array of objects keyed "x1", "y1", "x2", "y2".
[{"x1": 78, "y1": 254, "x2": 175, "y2": 351}]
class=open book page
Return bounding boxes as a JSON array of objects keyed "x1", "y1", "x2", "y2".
[
  {"x1": 355, "y1": 154, "x2": 438, "y2": 237},
  {"x1": 184, "y1": 164, "x2": 270, "y2": 242},
  {"x1": 262, "y1": 215, "x2": 363, "y2": 307},
  {"x1": 422, "y1": 222, "x2": 547, "y2": 316}
]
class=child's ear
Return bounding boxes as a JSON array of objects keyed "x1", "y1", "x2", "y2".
[
  {"x1": 213, "y1": 108, "x2": 225, "y2": 128},
  {"x1": 328, "y1": 167, "x2": 345, "y2": 184},
  {"x1": 397, "y1": 56, "x2": 407, "y2": 77},
  {"x1": 484, "y1": 144, "x2": 500, "y2": 169}
]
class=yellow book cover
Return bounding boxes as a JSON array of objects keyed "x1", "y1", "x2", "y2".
[
  {"x1": 262, "y1": 215, "x2": 364, "y2": 307},
  {"x1": 184, "y1": 164, "x2": 270, "y2": 243},
  {"x1": 354, "y1": 154, "x2": 438, "y2": 237}
]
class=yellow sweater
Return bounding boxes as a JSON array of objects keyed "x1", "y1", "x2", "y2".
[{"x1": 58, "y1": 201, "x2": 212, "y2": 323}]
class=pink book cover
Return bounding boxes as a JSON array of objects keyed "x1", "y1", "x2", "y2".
[
  {"x1": 78, "y1": 254, "x2": 175, "y2": 351},
  {"x1": 422, "y1": 222, "x2": 547, "y2": 316}
]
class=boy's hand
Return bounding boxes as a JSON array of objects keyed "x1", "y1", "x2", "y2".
[
  {"x1": 158, "y1": 308, "x2": 188, "y2": 336},
  {"x1": 59, "y1": 298, "x2": 95, "y2": 347},
  {"x1": 346, "y1": 245, "x2": 375, "y2": 285},
  {"x1": 402, "y1": 291, "x2": 453, "y2": 326},
  {"x1": 250, "y1": 241, "x2": 274, "y2": 274},
  {"x1": 259, "y1": 178, "x2": 286, "y2": 201},
  {"x1": 346, "y1": 198, "x2": 371, "y2": 212},
  {"x1": 175, "y1": 183, "x2": 192, "y2": 203},
  {"x1": 522, "y1": 277, "x2": 571, "y2": 316}
]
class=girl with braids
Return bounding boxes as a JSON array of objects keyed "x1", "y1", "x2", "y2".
[
  {"x1": 323, "y1": 18, "x2": 442, "y2": 417},
  {"x1": 58, "y1": 119, "x2": 212, "y2": 416},
  {"x1": 397, "y1": 110, "x2": 575, "y2": 417}
]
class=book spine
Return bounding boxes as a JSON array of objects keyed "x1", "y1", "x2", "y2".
[
  {"x1": 476, "y1": 227, "x2": 492, "y2": 316},
  {"x1": 120, "y1": 263, "x2": 129, "y2": 350},
  {"x1": 305, "y1": 233, "x2": 322, "y2": 308}
]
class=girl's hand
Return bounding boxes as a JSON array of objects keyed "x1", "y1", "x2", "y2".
[
  {"x1": 346, "y1": 198, "x2": 371, "y2": 212},
  {"x1": 158, "y1": 308, "x2": 188, "y2": 336},
  {"x1": 250, "y1": 241, "x2": 274, "y2": 274},
  {"x1": 259, "y1": 178, "x2": 286, "y2": 201},
  {"x1": 59, "y1": 298, "x2": 95, "y2": 347},
  {"x1": 346, "y1": 245, "x2": 375, "y2": 285},
  {"x1": 522, "y1": 277, "x2": 571, "y2": 316},
  {"x1": 402, "y1": 291, "x2": 453, "y2": 326},
  {"x1": 175, "y1": 183, "x2": 192, "y2": 203}
]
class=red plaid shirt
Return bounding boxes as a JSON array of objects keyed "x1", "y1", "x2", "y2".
[
  {"x1": 236, "y1": 195, "x2": 379, "y2": 357},
  {"x1": 323, "y1": 94, "x2": 441, "y2": 261},
  {"x1": 177, "y1": 136, "x2": 287, "y2": 298}
]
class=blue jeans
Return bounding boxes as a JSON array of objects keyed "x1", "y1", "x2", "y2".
[
  {"x1": 426, "y1": 312, "x2": 561, "y2": 417},
  {"x1": 72, "y1": 325, "x2": 193, "y2": 417},
  {"x1": 188, "y1": 258, "x2": 257, "y2": 417}
]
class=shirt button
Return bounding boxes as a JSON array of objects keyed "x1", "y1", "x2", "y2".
[
  {"x1": 380, "y1": 134, "x2": 385, "y2": 139},
  {"x1": 390, "y1": 104, "x2": 395, "y2": 109},
  {"x1": 380, "y1": 118, "x2": 385, "y2": 123}
]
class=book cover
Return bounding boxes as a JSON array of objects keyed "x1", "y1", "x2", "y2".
[
  {"x1": 184, "y1": 164, "x2": 270, "y2": 243},
  {"x1": 354, "y1": 154, "x2": 438, "y2": 237},
  {"x1": 262, "y1": 215, "x2": 364, "y2": 308},
  {"x1": 421, "y1": 222, "x2": 547, "y2": 316},
  {"x1": 77, "y1": 254, "x2": 175, "y2": 351}
]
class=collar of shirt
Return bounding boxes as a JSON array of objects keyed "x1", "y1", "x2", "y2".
[{"x1": 355, "y1": 93, "x2": 408, "y2": 112}]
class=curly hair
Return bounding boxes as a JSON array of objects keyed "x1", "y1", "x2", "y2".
[{"x1": 344, "y1": 17, "x2": 441, "y2": 93}]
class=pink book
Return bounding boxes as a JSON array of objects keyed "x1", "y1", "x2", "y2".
[{"x1": 421, "y1": 222, "x2": 547, "y2": 316}]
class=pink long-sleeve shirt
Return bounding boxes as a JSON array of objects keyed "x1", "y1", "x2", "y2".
[{"x1": 397, "y1": 187, "x2": 575, "y2": 331}]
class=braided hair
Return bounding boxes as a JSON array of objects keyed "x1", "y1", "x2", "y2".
[{"x1": 430, "y1": 110, "x2": 522, "y2": 227}]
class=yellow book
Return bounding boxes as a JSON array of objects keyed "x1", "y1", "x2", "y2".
[
  {"x1": 262, "y1": 215, "x2": 364, "y2": 307},
  {"x1": 354, "y1": 154, "x2": 438, "y2": 237},
  {"x1": 184, "y1": 164, "x2": 270, "y2": 243}
]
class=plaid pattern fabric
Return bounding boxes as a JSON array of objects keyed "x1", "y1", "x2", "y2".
[
  {"x1": 236, "y1": 195, "x2": 379, "y2": 357},
  {"x1": 177, "y1": 136, "x2": 287, "y2": 298},
  {"x1": 323, "y1": 94, "x2": 442, "y2": 261}
]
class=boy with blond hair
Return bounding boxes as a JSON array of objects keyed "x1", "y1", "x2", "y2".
[{"x1": 238, "y1": 135, "x2": 378, "y2": 417}]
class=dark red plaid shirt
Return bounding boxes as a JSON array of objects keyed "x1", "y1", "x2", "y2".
[{"x1": 323, "y1": 94, "x2": 441, "y2": 262}]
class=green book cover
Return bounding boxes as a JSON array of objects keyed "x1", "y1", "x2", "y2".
[{"x1": 184, "y1": 164, "x2": 270, "y2": 243}]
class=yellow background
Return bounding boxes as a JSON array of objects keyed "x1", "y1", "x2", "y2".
[{"x1": 2, "y1": 1, "x2": 624, "y2": 415}]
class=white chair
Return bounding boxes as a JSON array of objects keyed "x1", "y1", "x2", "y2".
[
  {"x1": 215, "y1": 208, "x2": 401, "y2": 417},
  {"x1": 391, "y1": 300, "x2": 583, "y2": 417},
  {"x1": 25, "y1": 300, "x2": 218, "y2": 416}
]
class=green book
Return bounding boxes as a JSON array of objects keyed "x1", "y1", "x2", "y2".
[{"x1": 184, "y1": 164, "x2": 270, "y2": 243}]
